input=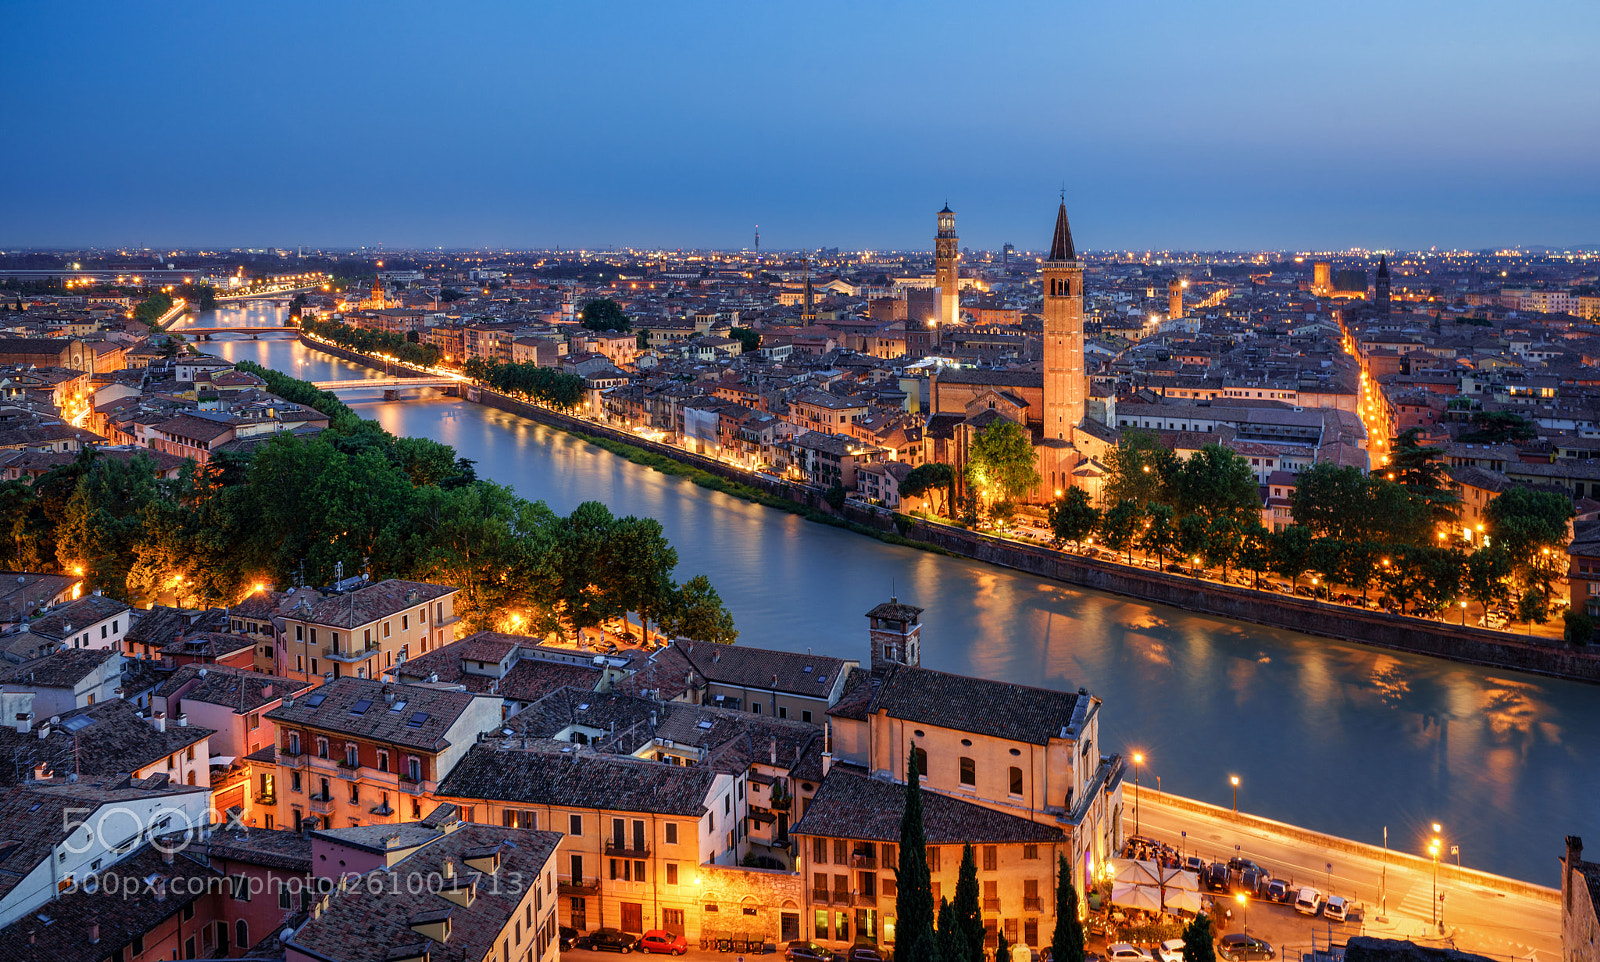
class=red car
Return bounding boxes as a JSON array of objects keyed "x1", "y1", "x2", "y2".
[{"x1": 638, "y1": 931, "x2": 689, "y2": 956}]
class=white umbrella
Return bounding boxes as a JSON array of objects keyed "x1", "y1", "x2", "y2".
[
  {"x1": 1161, "y1": 867, "x2": 1200, "y2": 891},
  {"x1": 1161, "y1": 887, "x2": 1203, "y2": 914},
  {"x1": 1110, "y1": 858, "x2": 1161, "y2": 886},
  {"x1": 1111, "y1": 881, "x2": 1163, "y2": 911}
]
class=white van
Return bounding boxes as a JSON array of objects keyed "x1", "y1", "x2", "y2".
[
  {"x1": 1324, "y1": 895, "x2": 1349, "y2": 922},
  {"x1": 1294, "y1": 887, "x2": 1323, "y2": 915}
]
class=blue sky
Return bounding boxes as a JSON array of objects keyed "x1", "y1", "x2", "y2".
[{"x1": 4, "y1": 1, "x2": 1597, "y2": 251}]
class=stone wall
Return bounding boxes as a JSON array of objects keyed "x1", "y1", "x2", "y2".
[{"x1": 695, "y1": 862, "x2": 805, "y2": 946}]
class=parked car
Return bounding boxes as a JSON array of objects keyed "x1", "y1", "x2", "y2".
[
  {"x1": 559, "y1": 927, "x2": 580, "y2": 951},
  {"x1": 1264, "y1": 878, "x2": 1293, "y2": 903},
  {"x1": 847, "y1": 946, "x2": 888, "y2": 962},
  {"x1": 1295, "y1": 887, "x2": 1323, "y2": 916},
  {"x1": 1217, "y1": 934, "x2": 1275, "y2": 961},
  {"x1": 1324, "y1": 895, "x2": 1349, "y2": 922},
  {"x1": 638, "y1": 931, "x2": 689, "y2": 955},
  {"x1": 1157, "y1": 939, "x2": 1186, "y2": 962},
  {"x1": 1106, "y1": 944, "x2": 1152, "y2": 962},
  {"x1": 1205, "y1": 862, "x2": 1231, "y2": 892},
  {"x1": 787, "y1": 941, "x2": 836, "y2": 961},
  {"x1": 1240, "y1": 867, "x2": 1267, "y2": 894},
  {"x1": 1183, "y1": 856, "x2": 1206, "y2": 875},
  {"x1": 580, "y1": 929, "x2": 640, "y2": 953}
]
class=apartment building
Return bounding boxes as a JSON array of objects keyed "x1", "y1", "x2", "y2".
[
  {"x1": 266, "y1": 678, "x2": 501, "y2": 832},
  {"x1": 275, "y1": 579, "x2": 461, "y2": 685},
  {"x1": 436, "y1": 739, "x2": 741, "y2": 942}
]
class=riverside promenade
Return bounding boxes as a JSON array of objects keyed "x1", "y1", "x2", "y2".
[{"x1": 1134, "y1": 788, "x2": 1559, "y2": 961}]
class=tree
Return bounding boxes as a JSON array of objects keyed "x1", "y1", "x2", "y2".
[
  {"x1": 1290, "y1": 463, "x2": 1370, "y2": 541},
  {"x1": 1386, "y1": 428, "x2": 1460, "y2": 529},
  {"x1": 1485, "y1": 485, "x2": 1575, "y2": 578},
  {"x1": 1515, "y1": 587, "x2": 1548, "y2": 634},
  {"x1": 1564, "y1": 609, "x2": 1594, "y2": 647},
  {"x1": 1138, "y1": 502, "x2": 1177, "y2": 570},
  {"x1": 1463, "y1": 545, "x2": 1513, "y2": 619},
  {"x1": 1180, "y1": 914, "x2": 1216, "y2": 962},
  {"x1": 635, "y1": 328, "x2": 651, "y2": 350},
  {"x1": 1050, "y1": 855, "x2": 1085, "y2": 962},
  {"x1": 1102, "y1": 429, "x2": 1176, "y2": 508},
  {"x1": 728, "y1": 327, "x2": 760, "y2": 353},
  {"x1": 1268, "y1": 526, "x2": 1313, "y2": 588},
  {"x1": 1203, "y1": 515, "x2": 1243, "y2": 580},
  {"x1": 937, "y1": 899, "x2": 962, "y2": 962},
  {"x1": 1171, "y1": 444, "x2": 1259, "y2": 523},
  {"x1": 606, "y1": 516, "x2": 679, "y2": 643},
  {"x1": 996, "y1": 928, "x2": 1011, "y2": 962},
  {"x1": 967, "y1": 420, "x2": 1041, "y2": 505},
  {"x1": 896, "y1": 746, "x2": 940, "y2": 962},
  {"x1": 1051, "y1": 487, "x2": 1101, "y2": 548},
  {"x1": 1098, "y1": 499, "x2": 1142, "y2": 564},
  {"x1": 1237, "y1": 524, "x2": 1273, "y2": 589},
  {"x1": 1460, "y1": 411, "x2": 1536, "y2": 444},
  {"x1": 663, "y1": 575, "x2": 738, "y2": 645},
  {"x1": 580, "y1": 297, "x2": 630, "y2": 332},
  {"x1": 823, "y1": 484, "x2": 847, "y2": 511},
  {"x1": 1176, "y1": 513, "x2": 1210, "y2": 571},
  {"x1": 954, "y1": 843, "x2": 984, "y2": 962},
  {"x1": 903, "y1": 463, "x2": 957, "y2": 517}
]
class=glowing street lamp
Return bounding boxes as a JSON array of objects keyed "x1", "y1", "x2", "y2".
[
  {"x1": 1429, "y1": 824, "x2": 1444, "y2": 933},
  {"x1": 1132, "y1": 752, "x2": 1144, "y2": 835},
  {"x1": 1230, "y1": 775, "x2": 1240, "y2": 814},
  {"x1": 1235, "y1": 891, "x2": 1249, "y2": 935}
]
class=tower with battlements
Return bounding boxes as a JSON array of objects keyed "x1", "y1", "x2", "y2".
[{"x1": 935, "y1": 205, "x2": 960, "y2": 340}]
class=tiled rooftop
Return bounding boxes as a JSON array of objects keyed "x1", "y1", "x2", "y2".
[
  {"x1": 791, "y1": 766, "x2": 1064, "y2": 844},
  {"x1": 266, "y1": 678, "x2": 481, "y2": 752},
  {"x1": 437, "y1": 740, "x2": 717, "y2": 816}
]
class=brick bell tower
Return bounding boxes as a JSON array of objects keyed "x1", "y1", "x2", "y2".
[
  {"x1": 1042, "y1": 197, "x2": 1085, "y2": 442},
  {"x1": 866, "y1": 599, "x2": 923, "y2": 671}
]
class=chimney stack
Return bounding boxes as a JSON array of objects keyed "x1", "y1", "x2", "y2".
[
  {"x1": 87, "y1": 919, "x2": 100, "y2": 944},
  {"x1": 441, "y1": 857, "x2": 455, "y2": 879},
  {"x1": 770, "y1": 737, "x2": 778, "y2": 766},
  {"x1": 152, "y1": 712, "x2": 166, "y2": 733},
  {"x1": 1567, "y1": 836, "x2": 1584, "y2": 914}
]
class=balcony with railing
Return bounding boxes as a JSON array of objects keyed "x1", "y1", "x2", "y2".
[
  {"x1": 811, "y1": 889, "x2": 830, "y2": 905},
  {"x1": 279, "y1": 749, "x2": 307, "y2": 769},
  {"x1": 399, "y1": 773, "x2": 425, "y2": 794},
  {"x1": 337, "y1": 760, "x2": 362, "y2": 779},
  {"x1": 1024, "y1": 896, "x2": 1042, "y2": 912},
  {"x1": 309, "y1": 794, "x2": 334, "y2": 815},
  {"x1": 254, "y1": 791, "x2": 276, "y2": 806},
  {"x1": 983, "y1": 898, "x2": 1001, "y2": 912},
  {"x1": 370, "y1": 801, "x2": 394, "y2": 817},
  {"x1": 851, "y1": 853, "x2": 878, "y2": 870},
  {"x1": 327, "y1": 642, "x2": 381, "y2": 664},
  {"x1": 558, "y1": 875, "x2": 600, "y2": 896},
  {"x1": 604, "y1": 839, "x2": 650, "y2": 859}
]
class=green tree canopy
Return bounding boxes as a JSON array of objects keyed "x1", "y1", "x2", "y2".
[
  {"x1": 1101, "y1": 429, "x2": 1176, "y2": 507},
  {"x1": 580, "y1": 297, "x2": 631, "y2": 332},
  {"x1": 896, "y1": 746, "x2": 939, "y2": 962},
  {"x1": 1051, "y1": 856, "x2": 1085, "y2": 962},
  {"x1": 1171, "y1": 444, "x2": 1259, "y2": 522},
  {"x1": 1049, "y1": 487, "x2": 1100, "y2": 548},
  {"x1": 967, "y1": 420, "x2": 1041, "y2": 504}
]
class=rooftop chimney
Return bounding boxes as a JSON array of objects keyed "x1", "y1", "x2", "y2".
[
  {"x1": 87, "y1": 919, "x2": 99, "y2": 944},
  {"x1": 769, "y1": 737, "x2": 778, "y2": 766},
  {"x1": 152, "y1": 712, "x2": 166, "y2": 733},
  {"x1": 1568, "y1": 836, "x2": 1584, "y2": 914}
]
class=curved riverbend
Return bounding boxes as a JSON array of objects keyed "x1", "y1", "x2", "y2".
[{"x1": 176, "y1": 304, "x2": 1598, "y2": 885}]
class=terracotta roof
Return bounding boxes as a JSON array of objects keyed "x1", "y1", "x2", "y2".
[
  {"x1": 437, "y1": 741, "x2": 717, "y2": 816},
  {"x1": 287, "y1": 824, "x2": 562, "y2": 962},
  {"x1": 678, "y1": 642, "x2": 853, "y2": 698},
  {"x1": 282, "y1": 579, "x2": 456, "y2": 630},
  {"x1": 0, "y1": 699, "x2": 213, "y2": 786},
  {"x1": 155, "y1": 665, "x2": 311, "y2": 713},
  {"x1": 24, "y1": 595, "x2": 130, "y2": 642},
  {"x1": 266, "y1": 678, "x2": 481, "y2": 753},
  {"x1": 858, "y1": 665, "x2": 1082, "y2": 746},
  {"x1": 792, "y1": 766, "x2": 1063, "y2": 844},
  {"x1": 0, "y1": 647, "x2": 116, "y2": 689},
  {"x1": 186, "y1": 824, "x2": 313, "y2": 873}
]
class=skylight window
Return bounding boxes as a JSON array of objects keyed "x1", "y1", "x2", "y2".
[
  {"x1": 61, "y1": 716, "x2": 94, "y2": 732},
  {"x1": 696, "y1": 720, "x2": 714, "y2": 729},
  {"x1": 802, "y1": 666, "x2": 812, "y2": 673},
  {"x1": 577, "y1": 703, "x2": 590, "y2": 711},
  {"x1": 305, "y1": 694, "x2": 326, "y2": 708},
  {"x1": 389, "y1": 700, "x2": 407, "y2": 713},
  {"x1": 817, "y1": 676, "x2": 827, "y2": 683},
  {"x1": 349, "y1": 699, "x2": 373, "y2": 715},
  {"x1": 407, "y1": 712, "x2": 429, "y2": 728}
]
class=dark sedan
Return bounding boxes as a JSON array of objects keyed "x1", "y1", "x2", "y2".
[{"x1": 579, "y1": 929, "x2": 640, "y2": 953}]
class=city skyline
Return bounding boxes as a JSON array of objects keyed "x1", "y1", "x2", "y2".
[{"x1": 4, "y1": 1, "x2": 1597, "y2": 251}]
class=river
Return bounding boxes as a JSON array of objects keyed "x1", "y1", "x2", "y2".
[{"x1": 177, "y1": 303, "x2": 1597, "y2": 886}]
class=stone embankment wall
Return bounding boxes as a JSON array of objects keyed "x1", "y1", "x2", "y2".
[{"x1": 296, "y1": 340, "x2": 1600, "y2": 685}]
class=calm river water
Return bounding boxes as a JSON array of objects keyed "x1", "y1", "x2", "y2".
[{"x1": 179, "y1": 303, "x2": 1597, "y2": 885}]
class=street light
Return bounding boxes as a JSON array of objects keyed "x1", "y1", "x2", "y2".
[
  {"x1": 1235, "y1": 891, "x2": 1248, "y2": 936},
  {"x1": 1429, "y1": 823, "x2": 1443, "y2": 934},
  {"x1": 1132, "y1": 752, "x2": 1144, "y2": 836},
  {"x1": 1230, "y1": 775, "x2": 1240, "y2": 814}
]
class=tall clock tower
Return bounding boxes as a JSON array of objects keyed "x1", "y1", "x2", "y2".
[
  {"x1": 935, "y1": 205, "x2": 960, "y2": 342},
  {"x1": 1042, "y1": 199, "x2": 1085, "y2": 441}
]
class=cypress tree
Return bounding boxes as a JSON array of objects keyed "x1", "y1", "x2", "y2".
[
  {"x1": 996, "y1": 928, "x2": 1011, "y2": 962},
  {"x1": 896, "y1": 745, "x2": 939, "y2": 962},
  {"x1": 938, "y1": 898, "x2": 964, "y2": 962},
  {"x1": 1180, "y1": 914, "x2": 1216, "y2": 962},
  {"x1": 954, "y1": 842, "x2": 985, "y2": 962},
  {"x1": 1051, "y1": 854, "x2": 1086, "y2": 962}
]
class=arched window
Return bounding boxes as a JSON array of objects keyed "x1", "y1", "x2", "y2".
[
  {"x1": 1009, "y1": 766, "x2": 1024, "y2": 797},
  {"x1": 236, "y1": 920, "x2": 248, "y2": 952},
  {"x1": 186, "y1": 770, "x2": 196, "y2": 785},
  {"x1": 912, "y1": 747, "x2": 928, "y2": 780},
  {"x1": 959, "y1": 757, "x2": 976, "y2": 786}
]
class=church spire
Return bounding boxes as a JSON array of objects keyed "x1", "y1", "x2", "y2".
[{"x1": 1048, "y1": 199, "x2": 1076, "y2": 262}]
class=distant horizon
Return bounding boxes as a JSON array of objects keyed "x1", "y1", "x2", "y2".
[{"x1": 3, "y1": 3, "x2": 1595, "y2": 253}]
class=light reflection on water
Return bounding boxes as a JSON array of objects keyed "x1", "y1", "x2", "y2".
[{"x1": 190, "y1": 305, "x2": 1596, "y2": 885}]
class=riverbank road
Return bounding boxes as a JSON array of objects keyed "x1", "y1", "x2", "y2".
[{"x1": 1134, "y1": 790, "x2": 1560, "y2": 961}]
